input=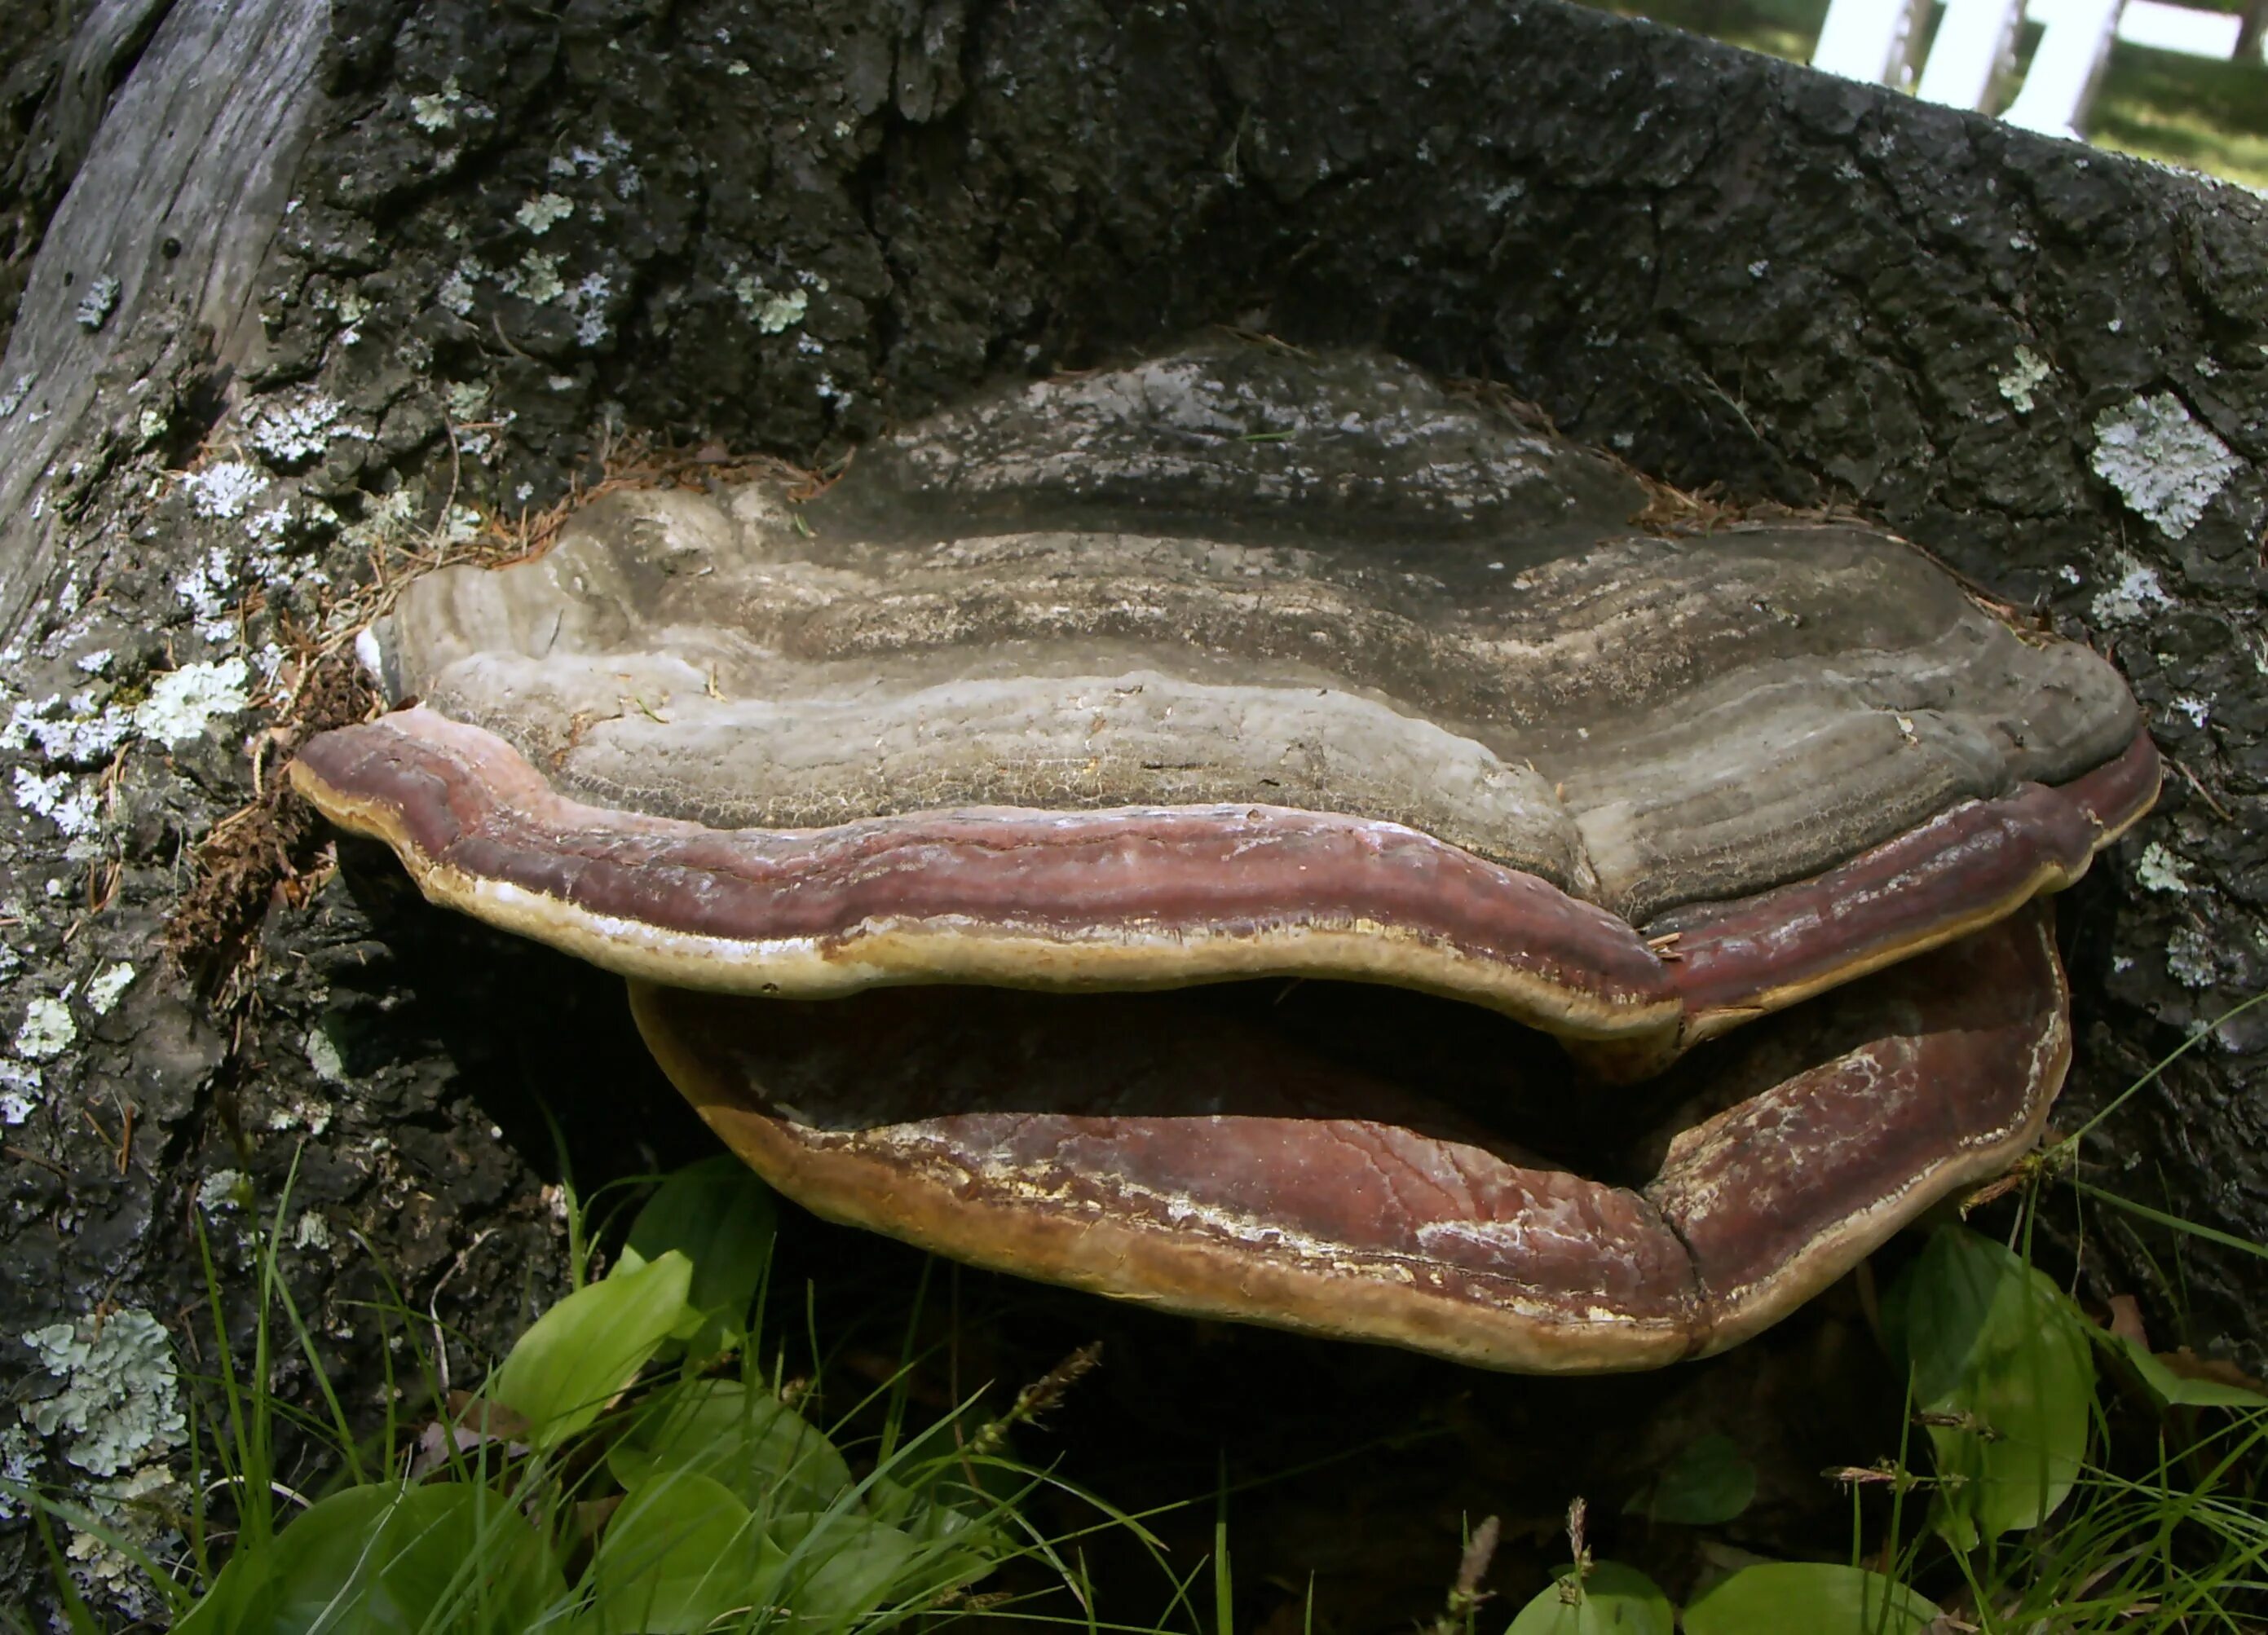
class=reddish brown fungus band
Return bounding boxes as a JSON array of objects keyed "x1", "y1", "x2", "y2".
[
  {"x1": 628, "y1": 905, "x2": 2069, "y2": 1373},
  {"x1": 288, "y1": 707, "x2": 2156, "y2": 1051}
]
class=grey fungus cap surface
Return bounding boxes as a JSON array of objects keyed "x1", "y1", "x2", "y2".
[
  {"x1": 295, "y1": 339, "x2": 2154, "y2": 1055},
  {"x1": 629, "y1": 903, "x2": 2070, "y2": 1374},
  {"x1": 360, "y1": 344, "x2": 2143, "y2": 932}
]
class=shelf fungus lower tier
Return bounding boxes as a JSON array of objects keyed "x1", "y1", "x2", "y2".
[
  {"x1": 630, "y1": 903, "x2": 2070, "y2": 1373},
  {"x1": 291, "y1": 339, "x2": 2155, "y2": 1368}
]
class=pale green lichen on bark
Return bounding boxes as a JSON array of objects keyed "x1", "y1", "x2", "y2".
[
  {"x1": 1995, "y1": 346, "x2": 2051, "y2": 413},
  {"x1": 20, "y1": 1310, "x2": 186, "y2": 1478},
  {"x1": 2089, "y1": 393, "x2": 2243, "y2": 540}
]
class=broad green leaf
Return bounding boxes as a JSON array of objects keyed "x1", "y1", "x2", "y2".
[
  {"x1": 1683, "y1": 1562, "x2": 1939, "y2": 1633},
  {"x1": 1505, "y1": 1562, "x2": 1673, "y2": 1634},
  {"x1": 867, "y1": 1470, "x2": 1004, "y2": 1554},
  {"x1": 1889, "y1": 1226, "x2": 2094, "y2": 1545},
  {"x1": 487, "y1": 1249, "x2": 693, "y2": 1448},
  {"x1": 174, "y1": 1483, "x2": 559, "y2": 1634},
  {"x1": 588, "y1": 1469, "x2": 780, "y2": 1634},
  {"x1": 620, "y1": 1157, "x2": 779, "y2": 1358},
  {"x1": 770, "y1": 1510, "x2": 986, "y2": 1623},
  {"x1": 607, "y1": 1377, "x2": 853, "y2": 1514},
  {"x1": 1621, "y1": 1433, "x2": 1756, "y2": 1526},
  {"x1": 2090, "y1": 1325, "x2": 2268, "y2": 1410}
]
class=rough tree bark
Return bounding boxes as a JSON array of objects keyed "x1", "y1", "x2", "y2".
[{"x1": 1, "y1": 0, "x2": 2263, "y2": 1620}]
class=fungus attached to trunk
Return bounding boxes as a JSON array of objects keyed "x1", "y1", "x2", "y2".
[
  {"x1": 630, "y1": 903, "x2": 2068, "y2": 1374},
  {"x1": 290, "y1": 340, "x2": 2155, "y2": 1370}
]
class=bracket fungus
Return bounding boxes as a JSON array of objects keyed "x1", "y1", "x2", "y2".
[{"x1": 292, "y1": 341, "x2": 2157, "y2": 1372}]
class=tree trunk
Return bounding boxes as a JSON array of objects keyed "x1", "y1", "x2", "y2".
[
  {"x1": 2, "y1": 0, "x2": 2264, "y2": 1619},
  {"x1": 2235, "y1": 0, "x2": 2266, "y2": 63}
]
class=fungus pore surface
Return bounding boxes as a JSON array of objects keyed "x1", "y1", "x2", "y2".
[{"x1": 291, "y1": 340, "x2": 2154, "y2": 1368}]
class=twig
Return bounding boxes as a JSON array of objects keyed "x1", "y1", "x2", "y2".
[
  {"x1": 4, "y1": 1144, "x2": 70, "y2": 1183},
  {"x1": 2167, "y1": 753, "x2": 2234, "y2": 823}
]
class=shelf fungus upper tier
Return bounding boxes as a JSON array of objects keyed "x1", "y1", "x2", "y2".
[
  {"x1": 290, "y1": 341, "x2": 2158, "y2": 1368},
  {"x1": 296, "y1": 342, "x2": 2155, "y2": 1066}
]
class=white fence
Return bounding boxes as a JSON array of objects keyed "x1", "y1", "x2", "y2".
[{"x1": 1812, "y1": 0, "x2": 2262, "y2": 140}]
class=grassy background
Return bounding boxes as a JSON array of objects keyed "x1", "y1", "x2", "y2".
[{"x1": 1582, "y1": 0, "x2": 2268, "y2": 190}]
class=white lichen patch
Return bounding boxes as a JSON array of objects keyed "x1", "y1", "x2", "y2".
[
  {"x1": 246, "y1": 501, "x2": 293, "y2": 552},
  {"x1": 333, "y1": 288, "x2": 372, "y2": 346},
  {"x1": 409, "y1": 75, "x2": 467, "y2": 130},
  {"x1": 730, "y1": 270, "x2": 809, "y2": 333},
  {"x1": 2089, "y1": 553, "x2": 2178, "y2": 625},
  {"x1": 133, "y1": 659, "x2": 250, "y2": 747},
  {"x1": 2173, "y1": 696, "x2": 2211, "y2": 728},
  {"x1": 246, "y1": 393, "x2": 344, "y2": 466},
  {"x1": 21, "y1": 1310, "x2": 185, "y2": 1477},
  {"x1": 2136, "y1": 840, "x2": 2191, "y2": 894},
  {"x1": 83, "y1": 962, "x2": 134, "y2": 1016},
  {"x1": 755, "y1": 289, "x2": 807, "y2": 333},
  {"x1": 12, "y1": 996, "x2": 73, "y2": 1060},
  {"x1": 181, "y1": 461, "x2": 268, "y2": 520},
  {"x1": 516, "y1": 192, "x2": 575, "y2": 235},
  {"x1": 341, "y1": 486, "x2": 419, "y2": 556},
  {"x1": 73, "y1": 276, "x2": 121, "y2": 333},
  {"x1": 172, "y1": 546, "x2": 236, "y2": 643},
  {"x1": 0, "y1": 1424, "x2": 35, "y2": 1518},
  {"x1": 571, "y1": 271, "x2": 612, "y2": 347},
  {"x1": 305, "y1": 1025, "x2": 349, "y2": 1084},
  {"x1": 2167, "y1": 926, "x2": 2224, "y2": 989},
  {"x1": 267, "y1": 1090, "x2": 334, "y2": 1135},
  {"x1": 293, "y1": 1210, "x2": 333, "y2": 1252},
  {"x1": 1996, "y1": 346, "x2": 2052, "y2": 414},
  {"x1": 2, "y1": 692, "x2": 131, "y2": 764},
  {"x1": 65, "y1": 1465, "x2": 184, "y2": 1621},
  {"x1": 11, "y1": 768, "x2": 98, "y2": 838},
  {"x1": 502, "y1": 251, "x2": 566, "y2": 306},
  {"x1": 196, "y1": 1169, "x2": 247, "y2": 1214},
  {"x1": 437, "y1": 259, "x2": 485, "y2": 316},
  {"x1": 0, "y1": 1061, "x2": 38, "y2": 1126},
  {"x1": 2090, "y1": 393, "x2": 2243, "y2": 540}
]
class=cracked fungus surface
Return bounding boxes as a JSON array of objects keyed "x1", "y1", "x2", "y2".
[{"x1": 290, "y1": 342, "x2": 2151, "y2": 1370}]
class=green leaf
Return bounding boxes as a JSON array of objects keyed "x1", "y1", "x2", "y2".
[
  {"x1": 486, "y1": 1249, "x2": 693, "y2": 1449},
  {"x1": 588, "y1": 1469, "x2": 780, "y2": 1635},
  {"x1": 866, "y1": 1470, "x2": 1003, "y2": 1553},
  {"x1": 1683, "y1": 1562, "x2": 1939, "y2": 1633},
  {"x1": 620, "y1": 1157, "x2": 778, "y2": 1358},
  {"x1": 2091, "y1": 1326, "x2": 2268, "y2": 1410},
  {"x1": 607, "y1": 1377, "x2": 853, "y2": 1514},
  {"x1": 1621, "y1": 1433, "x2": 1756, "y2": 1526},
  {"x1": 1505, "y1": 1562, "x2": 1674, "y2": 1634},
  {"x1": 1889, "y1": 1226, "x2": 2094, "y2": 1545},
  {"x1": 863, "y1": 1413, "x2": 1021, "y2": 1542},
  {"x1": 174, "y1": 1483, "x2": 559, "y2": 1634},
  {"x1": 770, "y1": 1509, "x2": 986, "y2": 1623}
]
